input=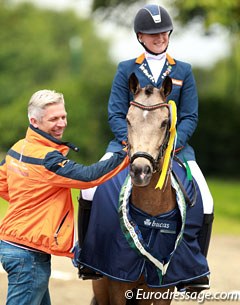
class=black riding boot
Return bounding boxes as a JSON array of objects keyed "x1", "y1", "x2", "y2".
[
  {"x1": 198, "y1": 213, "x2": 214, "y2": 257},
  {"x1": 78, "y1": 195, "x2": 92, "y2": 249},
  {"x1": 77, "y1": 194, "x2": 102, "y2": 280},
  {"x1": 177, "y1": 213, "x2": 214, "y2": 292}
]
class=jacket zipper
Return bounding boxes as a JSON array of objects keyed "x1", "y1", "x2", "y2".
[{"x1": 54, "y1": 211, "x2": 69, "y2": 245}]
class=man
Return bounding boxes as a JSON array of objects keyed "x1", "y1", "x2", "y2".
[{"x1": 0, "y1": 89, "x2": 129, "y2": 305}]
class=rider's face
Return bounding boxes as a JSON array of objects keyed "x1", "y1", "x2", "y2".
[{"x1": 138, "y1": 32, "x2": 170, "y2": 54}]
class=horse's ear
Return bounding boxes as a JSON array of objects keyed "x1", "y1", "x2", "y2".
[
  {"x1": 160, "y1": 76, "x2": 172, "y2": 98},
  {"x1": 129, "y1": 73, "x2": 140, "y2": 95}
]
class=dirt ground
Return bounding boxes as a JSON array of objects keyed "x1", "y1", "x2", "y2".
[{"x1": 0, "y1": 235, "x2": 239, "y2": 305}]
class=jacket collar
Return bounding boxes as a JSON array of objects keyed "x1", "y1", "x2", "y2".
[
  {"x1": 135, "y1": 53, "x2": 176, "y2": 65},
  {"x1": 26, "y1": 125, "x2": 79, "y2": 155},
  {"x1": 135, "y1": 53, "x2": 176, "y2": 86}
]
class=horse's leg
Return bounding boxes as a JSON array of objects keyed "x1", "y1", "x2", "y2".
[
  {"x1": 92, "y1": 278, "x2": 110, "y2": 305},
  {"x1": 108, "y1": 279, "x2": 137, "y2": 305},
  {"x1": 92, "y1": 277, "x2": 136, "y2": 305},
  {"x1": 92, "y1": 277, "x2": 174, "y2": 305}
]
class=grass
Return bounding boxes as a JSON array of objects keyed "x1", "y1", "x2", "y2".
[
  {"x1": 207, "y1": 179, "x2": 240, "y2": 235},
  {"x1": 0, "y1": 179, "x2": 239, "y2": 235}
]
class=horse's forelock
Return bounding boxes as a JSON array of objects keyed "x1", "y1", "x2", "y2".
[{"x1": 145, "y1": 85, "x2": 154, "y2": 96}]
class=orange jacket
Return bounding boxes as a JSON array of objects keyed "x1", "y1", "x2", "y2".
[{"x1": 0, "y1": 125, "x2": 129, "y2": 257}]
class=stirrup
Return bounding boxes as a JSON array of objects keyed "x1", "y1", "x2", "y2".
[
  {"x1": 78, "y1": 265, "x2": 103, "y2": 280},
  {"x1": 177, "y1": 275, "x2": 210, "y2": 293}
]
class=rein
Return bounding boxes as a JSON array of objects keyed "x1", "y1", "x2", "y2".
[{"x1": 129, "y1": 100, "x2": 170, "y2": 173}]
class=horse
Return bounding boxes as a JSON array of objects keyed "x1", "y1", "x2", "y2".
[{"x1": 78, "y1": 73, "x2": 209, "y2": 305}]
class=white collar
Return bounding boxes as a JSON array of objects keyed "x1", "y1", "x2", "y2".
[{"x1": 145, "y1": 51, "x2": 166, "y2": 61}]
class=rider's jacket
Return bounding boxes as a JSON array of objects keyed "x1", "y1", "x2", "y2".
[
  {"x1": 107, "y1": 53, "x2": 198, "y2": 161},
  {"x1": 0, "y1": 125, "x2": 128, "y2": 257}
]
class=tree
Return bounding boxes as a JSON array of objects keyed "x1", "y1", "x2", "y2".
[
  {"x1": 168, "y1": 0, "x2": 239, "y2": 32},
  {"x1": 0, "y1": 1, "x2": 117, "y2": 163},
  {"x1": 92, "y1": 0, "x2": 240, "y2": 31}
]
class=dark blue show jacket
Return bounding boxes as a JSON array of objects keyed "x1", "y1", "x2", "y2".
[{"x1": 107, "y1": 53, "x2": 198, "y2": 161}]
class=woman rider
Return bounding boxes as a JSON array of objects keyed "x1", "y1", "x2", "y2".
[{"x1": 80, "y1": 4, "x2": 214, "y2": 291}]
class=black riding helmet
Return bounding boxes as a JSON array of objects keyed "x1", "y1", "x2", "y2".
[{"x1": 134, "y1": 4, "x2": 173, "y2": 54}]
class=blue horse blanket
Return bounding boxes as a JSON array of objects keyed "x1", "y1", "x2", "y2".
[{"x1": 79, "y1": 160, "x2": 210, "y2": 288}]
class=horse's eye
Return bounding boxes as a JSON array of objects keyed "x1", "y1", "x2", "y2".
[{"x1": 160, "y1": 119, "x2": 169, "y2": 129}]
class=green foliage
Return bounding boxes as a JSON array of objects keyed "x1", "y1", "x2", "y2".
[
  {"x1": 191, "y1": 98, "x2": 240, "y2": 177},
  {"x1": 92, "y1": 0, "x2": 138, "y2": 11},
  {"x1": 169, "y1": 0, "x2": 240, "y2": 32},
  {"x1": 193, "y1": 50, "x2": 240, "y2": 103},
  {"x1": 208, "y1": 179, "x2": 240, "y2": 235},
  {"x1": 169, "y1": 0, "x2": 240, "y2": 101},
  {"x1": 190, "y1": 50, "x2": 240, "y2": 177},
  {"x1": 92, "y1": 0, "x2": 240, "y2": 33},
  {"x1": 0, "y1": 1, "x2": 116, "y2": 162}
]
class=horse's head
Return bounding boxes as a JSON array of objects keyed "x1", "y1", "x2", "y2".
[{"x1": 127, "y1": 73, "x2": 173, "y2": 187}]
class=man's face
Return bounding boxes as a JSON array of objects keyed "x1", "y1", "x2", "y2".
[{"x1": 31, "y1": 103, "x2": 67, "y2": 140}]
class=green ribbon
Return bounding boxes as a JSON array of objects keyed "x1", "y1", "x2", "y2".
[{"x1": 183, "y1": 156, "x2": 193, "y2": 181}]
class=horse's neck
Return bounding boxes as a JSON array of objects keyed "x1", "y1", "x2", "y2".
[{"x1": 131, "y1": 172, "x2": 176, "y2": 216}]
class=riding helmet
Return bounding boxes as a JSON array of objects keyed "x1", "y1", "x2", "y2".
[{"x1": 134, "y1": 4, "x2": 173, "y2": 34}]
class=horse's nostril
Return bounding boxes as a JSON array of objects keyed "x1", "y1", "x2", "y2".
[
  {"x1": 144, "y1": 165, "x2": 152, "y2": 175},
  {"x1": 130, "y1": 163, "x2": 152, "y2": 178},
  {"x1": 130, "y1": 164, "x2": 141, "y2": 176}
]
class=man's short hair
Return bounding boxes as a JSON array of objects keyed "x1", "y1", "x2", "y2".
[{"x1": 28, "y1": 89, "x2": 65, "y2": 121}]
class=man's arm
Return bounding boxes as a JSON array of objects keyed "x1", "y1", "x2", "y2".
[
  {"x1": 43, "y1": 149, "x2": 129, "y2": 189},
  {"x1": 0, "y1": 159, "x2": 10, "y2": 202}
]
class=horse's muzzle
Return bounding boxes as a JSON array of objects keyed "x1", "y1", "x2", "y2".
[{"x1": 129, "y1": 162, "x2": 153, "y2": 186}]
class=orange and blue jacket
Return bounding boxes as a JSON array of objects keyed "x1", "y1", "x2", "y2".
[{"x1": 0, "y1": 125, "x2": 129, "y2": 257}]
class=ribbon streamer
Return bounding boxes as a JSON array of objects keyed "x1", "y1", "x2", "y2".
[{"x1": 155, "y1": 100, "x2": 177, "y2": 190}]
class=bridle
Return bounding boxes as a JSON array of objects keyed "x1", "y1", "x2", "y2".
[
  {"x1": 128, "y1": 100, "x2": 197, "y2": 206},
  {"x1": 128, "y1": 100, "x2": 171, "y2": 173}
]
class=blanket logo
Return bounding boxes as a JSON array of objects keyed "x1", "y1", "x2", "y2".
[
  {"x1": 144, "y1": 219, "x2": 152, "y2": 226},
  {"x1": 143, "y1": 218, "x2": 176, "y2": 233}
]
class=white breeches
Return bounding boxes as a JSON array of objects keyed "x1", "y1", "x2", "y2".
[
  {"x1": 188, "y1": 160, "x2": 214, "y2": 214},
  {"x1": 81, "y1": 152, "x2": 114, "y2": 201}
]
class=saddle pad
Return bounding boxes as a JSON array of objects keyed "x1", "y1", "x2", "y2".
[{"x1": 79, "y1": 160, "x2": 210, "y2": 287}]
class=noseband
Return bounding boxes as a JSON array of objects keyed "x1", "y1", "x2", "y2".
[
  {"x1": 128, "y1": 100, "x2": 170, "y2": 173},
  {"x1": 130, "y1": 151, "x2": 160, "y2": 172}
]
